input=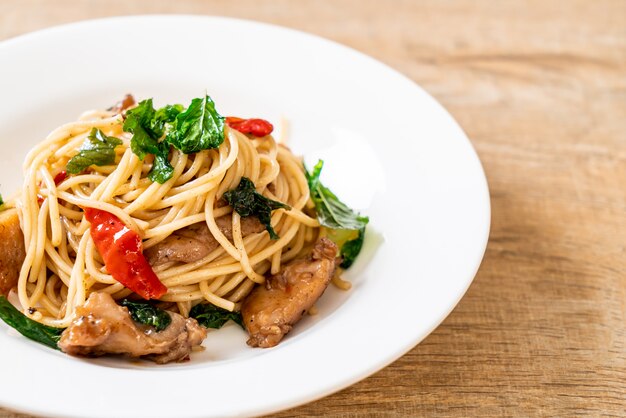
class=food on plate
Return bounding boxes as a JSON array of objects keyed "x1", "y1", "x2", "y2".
[
  {"x1": 0, "y1": 94, "x2": 368, "y2": 363},
  {"x1": 58, "y1": 292, "x2": 206, "y2": 364},
  {"x1": 0, "y1": 210, "x2": 25, "y2": 295},
  {"x1": 242, "y1": 237, "x2": 338, "y2": 348}
]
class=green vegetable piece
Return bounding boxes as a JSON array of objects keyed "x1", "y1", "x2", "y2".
[
  {"x1": 124, "y1": 98, "x2": 158, "y2": 139},
  {"x1": 306, "y1": 160, "x2": 369, "y2": 268},
  {"x1": 148, "y1": 142, "x2": 175, "y2": 184},
  {"x1": 0, "y1": 193, "x2": 4, "y2": 209},
  {"x1": 123, "y1": 99, "x2": 175, "y2": 183},
  {"x1": 189, "y1": 303, "x2": 244, "y2": 329},
  {"x1": 0, "y1": 296, "x2": 64, "y2": 350},
  {"x1": 120, "y1": 299, "x2": 172, "y2": 332},
  {"x1": 66, "y1": 128, "x2": 122, "y2": 174},
  {"x1": 223, "y1": 177, "x2": 290, "y2": 239},
  {"x1": 124, "y1": 95, "x2": 225, "y2": 183},
  {"x1": 306, "y1": 160, "x2": 369, "y2": 230},
  {"x1": 152, "y1": 104, "x2": 184, "y2": 137},
  {"x1": 340, "y1": 227, "x2": 366, "y2": 268},
  {"x1": 166, "y1": 95, "x2": 225, "y2": 154},
  {"x1": 127, "y1": 125, "x2": 156, "y2": 160}
]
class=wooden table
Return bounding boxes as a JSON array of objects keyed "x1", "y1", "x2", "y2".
[{"x1": 1, "y1": 1, "x2": 624, "y2": 416}]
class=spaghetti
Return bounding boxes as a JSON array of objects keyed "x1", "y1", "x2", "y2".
[{"x1": 6, "y1": 101, "x2": 322, "y2": 328}]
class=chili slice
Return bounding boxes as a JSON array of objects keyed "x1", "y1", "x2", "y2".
[
  {"x1": 53, "y1": 170, "x2": 67, "y2": 185},
  {"x1": 226, "y1": 117, "x2": 274, "y2": 137},
  {"x1": 37, "y1": 171, "x2": 68, "y2": 205},
  {"x1": 84, "y1": 208, "x2": 167, "y2": 300}
]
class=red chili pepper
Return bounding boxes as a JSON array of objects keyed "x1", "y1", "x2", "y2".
[
  {"x1": 36, "y1": 171, "x2": 68, "y2": 205},
  {"x1": 84, "y1": 208, "x2": 167, "y2": 300},
  {"x1": 226, "y1": 117, "x2": 274, "y2": 137},
  {"x1": 53, "y1": 170, "x2": 67, "y2": 185}
]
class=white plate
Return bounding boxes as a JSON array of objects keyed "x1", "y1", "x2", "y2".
[{"x1": 0, "y1": 16, "x2": 490, "y2": 418}]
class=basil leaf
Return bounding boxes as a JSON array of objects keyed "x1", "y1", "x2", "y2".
[
  {"x1": 223, "y1": 177, "x2": 290, "y2": 239},
  {"x1": 66, "y1": 128, "x2": 122, "y2": 174},
  {"x1": 306, "y1": 160, "x2": 369, "y2": 230},
  {"x1": 152, "y1": 104, "x2": 184, "y2": 138},
  {"x1": 128, "y1": 125, "x2": 155, "y2": 160},
  {"x1": 124, "y1": 98, "x2": 158, "y2": 139},
  {"x1": 0, "y1": 296, "x2": 64, "y2": 350},
  {"x1": 189, "y1": 303, "x2": 244, "y2": 329},
  {"x1": 124, "y1": 99, "x2": 175, "y2": 183},
  {"x1": 120, "y1": 299, "x2": 172, "y2": 332},
  {"x1": 125, "y1": 99, "x2": 161, "y2": 158},
  {"x1": 340, "y1": 227, "x2": 366, "y2": 268},
  {"x1": 148, "y1": 142, "x2": 175, "y2": 184},
  {"x1": 306, "y1": 160, "x2": 369, "y2": 268},
  {"x1": 124, "y1": 96, "x2": 225, "y2": 183},
  {"x1": 166, "y1": 95, "x2": 224, "y2": 153},
  {"x1": 0, "y1": 193, "x2": 3, "y2": 209}
]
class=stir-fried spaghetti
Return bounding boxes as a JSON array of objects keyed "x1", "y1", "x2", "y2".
[{"x1": 6, "y1": 101, "x2": 321, "y2": 327}]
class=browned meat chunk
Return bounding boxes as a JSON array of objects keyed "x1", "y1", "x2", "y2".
[
  {"x1": 0, "y1": 209, "x2": 25, "y2": 296},
  {"x1": 58, "y1": 292, "x2": 207, "y2": 364},
  {"x1": 109, "y1": 94, "x2": 136, "y2": 114},
  {"x1": 145, "y1": 215, "x2": 264, "y2": 266},
  {"x1": 241, "y1": 238, "x2": 338, "y2": 348}
]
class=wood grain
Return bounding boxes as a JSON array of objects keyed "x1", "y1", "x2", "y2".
[{"x1": 1, "y1": 1, "x2": 625, "y2": 416}]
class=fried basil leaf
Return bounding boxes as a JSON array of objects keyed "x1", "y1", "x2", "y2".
[
  {"x1": 166, "y1": 95, "x2": 224, "y2": 153},
  {"x1": 123, "y1": 99, "x2": 174, "y2": 183},
  {"x1": 124, "y1": 98, "x2": 160, "y2": 139},
  {"x1": 65, "y1": 128, "x2": 122, "y2": 174},
  {"x1": 152, "y1": 104, "x2": 184, "y2": 138},
  {"x1": 148, "y1": 142, "x2": 175, "y2": 184},
  {"x1": 306, "y1": 160, "x2": 369, "y2": 230},
  {"x1": 339, "y1": 227, "x2": 366, "y2": 268},
  {"x1": 0, "y1": 296, "x2": 64, "y2": 350},
  {"x1": 306, "y1": 160, "x2": 369, "y2": 268},
  {"x1": 189, "y1": 303, "x2": 244, "y2": 329},
  {"x1": 223, "y1": 177, "x2": 290, "y2": 239},
  {"x1": 120, "y1": 299, "x2": 172, "y2": 332}
]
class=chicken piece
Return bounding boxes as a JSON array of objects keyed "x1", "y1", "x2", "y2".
[
  {"x1": 58, "y1": 292, "x2": 207, "y2": 364},
  {"x1": 241, "y1": 238, "x2": 338, "y2": 348},
  {"x1": 145, "y1": 215, "x2": 264, "y2": 266},
  {"x1": 0, "y1": 209, "x2": 25, "y2": 296}
]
